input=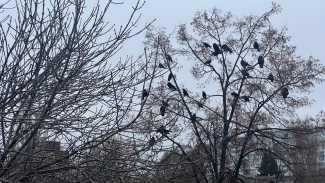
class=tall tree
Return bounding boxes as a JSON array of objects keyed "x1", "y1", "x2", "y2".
[
  {"x1": 142, "y1": 3, "x2": 325, "y2": 183},
  {"x1": 0, "y1": 0, "x2": 155, "y2": 182}
]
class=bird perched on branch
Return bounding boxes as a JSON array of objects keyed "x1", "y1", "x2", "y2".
[
  {"x1": 156, "y1": 125, "x2": 170, "y2": 135},
  {"x1": 253, "y1": 41, "x2": 260, "y2": 52},
  {"x1": 202, "y1": 91, "x2": 207, "y2": 99},
  {"x1": 241, "y1": 96, "x2": 250, "y2": 102},
  {"x1": 221, "y1": 44, "x2": 232, "y2": 53},
  {"x1": 162, "y1": 99, "x2": 169, "y2": 107},
  {"x1": 191, "y1": 113, "x2": 197, "y2": 123},
  {"x1": 183, "y1": 89, "x2": 189, "y2": 97},
  {"x1": 231, "y1": 92, "x2": 239, "y2": 98},
  {"x1": 160, "y1": 106, "x2": 166, "y2": 116},
  {"x1": 167, "y1": 82, "x2": 177, "y2": 90},
  {"x1": 142, "y1": 89, "x2": 148, "y2": 100},
  {"x1": 159, "y1": 63, "x2": 165, "y2": 68},
  {"x1": 165, "y1": 54, "x2": 173, "y2": 62},
  {"x1": 268, "y1": 73, "x2": 274, "y2": 82},
  {"x1": 282, "y1": 87, "x2": 289, "y2": 98},
  {"x1": 212, "y1": 43, "x2": 222, "y2": 56},
  {"x1": 149, "y1": 137, "x2": 155, "y2": 146},
  {"x1": 242, "y1": 69, "x2": 250, "y2": 78},
  {"x1": 203, "y1": 42, "x2": 211, "y2": 48},
  {"x1": 168, "y1": 73, "x2": 173, "y2": 81},
  {"x1": 205, "y1": 59, "x2": 212, "y2": 65},
  {"x1": 241, "y1": 60, "x2": 250, "y2": 68},
  {"x1": 198, "y1": 102, "x2": 203, "y2": 108},
  {"x1": 212, "y1": 52, "x2": 218, "y2": 56},
  {"x1": 258, "y1": 56, "x2": 264, "y2": 68}
]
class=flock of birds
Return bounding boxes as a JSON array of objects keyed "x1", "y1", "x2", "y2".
[{"x1": 142, "y1": 41, "x2": 289, "y2": 139}]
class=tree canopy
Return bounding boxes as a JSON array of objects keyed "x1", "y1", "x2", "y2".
[
  {"x1": 1, "y1": 1, "x2": 325, "y2": 183},
  {"x1": 0, "y1": 0, "x2": 155, "y2": 182},
  {"x1": 141, "y1": 3, "x2": 325, "y2": 183}
]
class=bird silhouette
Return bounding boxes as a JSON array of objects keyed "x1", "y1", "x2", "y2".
[
  {"x1": 167, "y1": 82, "x2": 177, "y2": 90},
  {"x1": 205, "y1": 59, "x2": 212, "y2": 65},
  {"x1": 198, "y1": 102, "x2": 203, "y2": 108},
  {"x1": 183, "y1": 89, "x2": 189, "y2": 97},
  {"x1": 156, "y1": 125, "x2": 170, "y2": 134},
  {"x1": 213, "y1": 43, "x2": 221, "y2": 55},
  {"x1": 202, "y1": 91, "x2": 207, "y2": 99},
  {"x1": 168, "y1": 73, "x2": 173, "y2": 81},
  {"x1": 231, "y1": 92, "x2": 239, "y2": 98},
  {"x1": 212, "y1": 52, "x2": 219, "y2": 56},
  {"x1": 142, "y1": 89, "x2": 148, "y2": 100},
  {"x1": 191, "y1": 113, "x2": 197, "y2": 122},
  {"x1": 162, "y1": 99, "x2": 169, "y2": 107},
  {"x1": 159, "y1": 63, "x2": 165, "y2": 68},
  {"x1": 242, "y1": 69, "x2": 250, "y2": 78},
  {"x1": 166, "y1": 54, "x2": 173, "y2": 62},
  {"x1": 258, "y1": 56, "x2": 264, "y2": 68},
  {"x1": 221, "y1": 44, "x2": 232, "y2": 53},
  {"x1": 268, "y1": 73, "x2": 274, "y2": 82},
  {"x1": 149, "y1": 137, "x2": 155, "y2": 146},
  {"x1": 253, "y1": 42, "x2": 260, "y2": 52},
  {"x1": 203, "y1": 42, "x2": 211, "y2": 48},
  {"x1": 241, "y1": 96, "x2": 250, "y2": 102},
  {"x1": 282, "y1": 87, "x2": 289, "y2": 98},
  {"x1": 160, "y1": 106, "x2": 166, "y2": 116},
  {"x1": 241, "y1": 60, "x2": 250, "y2": 68}
]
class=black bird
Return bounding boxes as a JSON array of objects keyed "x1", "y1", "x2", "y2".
[
  {"x1": 166, "y1": 54, "x2": 173, "y2": 62},
  {"x1": 282, "y1": 87, "x2": 289, "y2": 98},
  {"x1": 168, "y1": 73, "x2": 173, "y2": 81},
  {"x1": 149, "y1": 137, "x2": 155, "y2": 146},
  {"x1": 202, "y1": 91, "x2": 207, "y2": 99},
  {"x1": 159, "y1": 63, "x2": 165, "y2": 68},
  {"x1": 142, "y1": 89, "x2": 149, "y2": 100},
  {"x1": 212, "y1": 52, "x2": 219, "y2": 56},
  {"x1": 268, "y1": 73, "x2": 274, "y2": 82},
  {"x1": 203, "y1": 42, "x2": 211, "y2": 48},
  {"x1": 183, "y1": 89, "x2": 189, "y2": 97},
  {"x1": 162, "y1": 99, "x2": 169, "y2": 107},
  {"x1": 242, "y1": 69, "x2": 250, "y2": 78},
  {"x1": 258, "y1": 56, "x2": 264, "y2": 68},
  {"x1": 156, "y1": 125, "x2": 170, "y2": 134},
  {"x1": 198, "y1": 102, "x2": 203, "y2": 108},
  {"x1": 191, "y1": 113, "x2": 197, "y2": 122},
  {"x1": 241, "y1": 96, "x2": 250, "y2": 102},
  {"x1": 213, "y1": 43, "x2": 221, "y2": 55},
  {"x1": 231, "y1": 92, "x2": 239, "y2": 98},
  {"x1": 221, "y1": 44, "x2": 232, "y2": 53},
  {"x1": 205, "y1": 59, "x2": 212, "y2": 65},
  {"x1": 253, "y1": 41, "x2": 260, "y2": 52},
  {"x1": 167, "y1": 82, "x2": 177, "y2": 90},
  {"x1": 241, "y1": 60, "x2": 250, "y2": 68},
  {"x1": 160, "y1": 106, "x2": 166, "y2": 116}
]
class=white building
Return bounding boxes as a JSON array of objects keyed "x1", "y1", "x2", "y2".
[{"x1": 230, "y1": 127, "x2": 325, "y2": 181}]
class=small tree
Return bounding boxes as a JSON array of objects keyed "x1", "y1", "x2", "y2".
[{"x1": 259, "y1": 152, "x2": 280, "y2": 176}]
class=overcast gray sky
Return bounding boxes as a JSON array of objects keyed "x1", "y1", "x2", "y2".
[
  {"x1": 127, "y1": 0, "x2": 325, "y2": 117},
  {"x1": 4, "y1": 0, "x2": 325, "y2": 117}
]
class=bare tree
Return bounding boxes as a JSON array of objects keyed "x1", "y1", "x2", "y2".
[
  {"x1": 142, "y1": 3, "x2": 325, "y2": 183},
  {"x1": 0, "y1": 0, "x2": 156, "y2": 182},
  {"x1": 0, "y1": 1, "x2": 10, "y2": 23}
]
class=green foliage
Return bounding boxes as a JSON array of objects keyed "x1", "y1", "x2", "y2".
[{"x1": 258, "y1": 152, "x2": 280, "y2": 176}]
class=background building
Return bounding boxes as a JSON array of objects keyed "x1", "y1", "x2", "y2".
[{"x1": 233, "y1": 127, "x2": 325, "y2": 182}]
